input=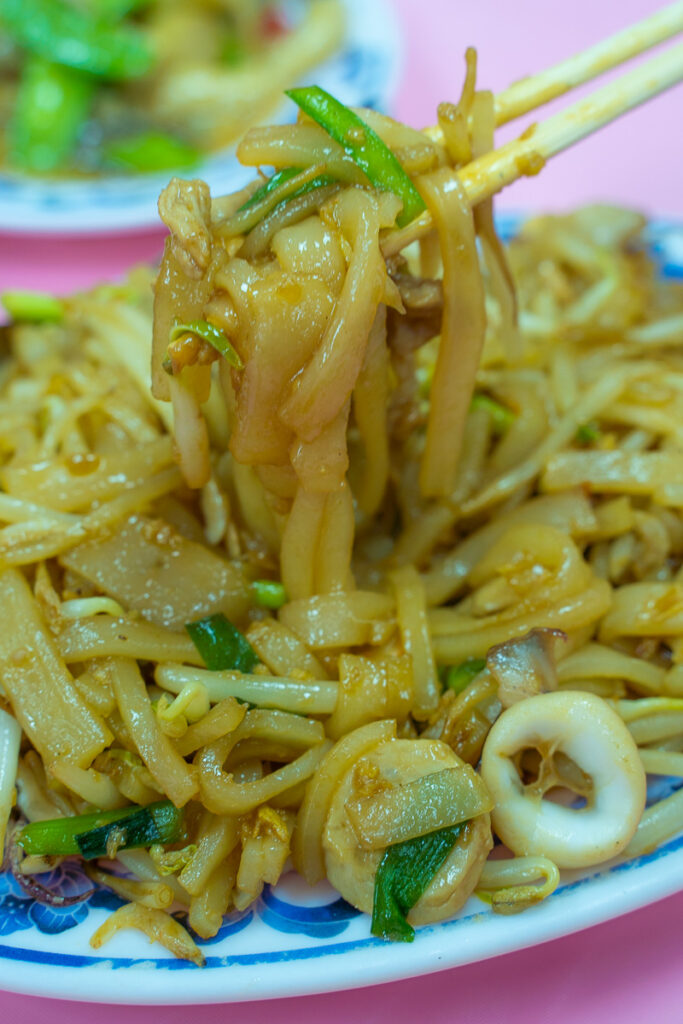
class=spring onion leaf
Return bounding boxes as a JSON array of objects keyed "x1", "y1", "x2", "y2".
[
  {"x1": 2, "y1": 289, "x2": 63, "y2": 322},
  {"x1": 285, "y1": 85, "x2": 426, "y2": 229},
  {"x1": 371, "y1": 824, "x2": 466, "y2": 942},
  {"x1": 7, "y1": 55, "x2": 94, "y2": 173},
  {"x1": 442, "y1": 658, "x2": 487, "y2": 694},
  {"x1": 0, "y1": 0, "x2": 154, "y2": 79},
  {"x1": 251, "y1": 580, "x2": 287, "y2": 610},
  {"x1": 169, "y1": 320, "x2": 243, "y2": 369},
  {"x1": 186, "y1": 613, "x2": 258, "y2": 672},
  {"x1": 103, "y1": 132, "x2": 200, "y2": 173},
  {"x1": 576, "y1": 421, "x2": 601, "y2": 444},
  {"x1": 17, "y1": 800, "x2": 184, "y2": 859},
  {"x1": 470, "y1": 393, "x2": 515, "y2": 436},
  {"x1": 238, "y1": 167, "x2": 305, "y2": 212},
  {"x1": 227, "y1": 165, "x2": 336, "y2": 238},
  {"x1": 76, "y1": 800, "x2": 184, "y2": 859},
  {"x1": 18, "y1": 807, "x2": 133, "y2": 855}
]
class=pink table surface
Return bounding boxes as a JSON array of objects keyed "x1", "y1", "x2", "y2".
[{"x1": 1, "y1": 1, "x2": 682, "y2": 1020}]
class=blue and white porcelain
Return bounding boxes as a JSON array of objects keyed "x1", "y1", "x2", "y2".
[
  {"x1": 0, "y1": 221, "x2": 681, "y2": 1003},
  {"x1": 2, "y1": 783, "x2": 683, "y2": 1004},
  {"x1": 0, "y1": 0, "x2": 402, "y2": 235}
]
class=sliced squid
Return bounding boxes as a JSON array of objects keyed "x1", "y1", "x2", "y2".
[
  {"x1": 480, "y1": 690, "x2": 646, "y2": 868},
  {"x1": 323, "y1": 738, "x2": 492, "y2": 925}
]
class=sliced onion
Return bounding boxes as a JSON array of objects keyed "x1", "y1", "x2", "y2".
[{"x1": 346, "y1": 765, "x2": 493, "y2": 849}]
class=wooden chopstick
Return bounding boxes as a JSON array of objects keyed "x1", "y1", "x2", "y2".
[
  {"x1": 423, "y1": 2, "x2": 683, "y2": 144},
  {"x1": 494, "y1": 1, "x2": 683, "y2": 126},
  {"x1": 383, "y1": 41, "x2": 683, "y2": 257}
]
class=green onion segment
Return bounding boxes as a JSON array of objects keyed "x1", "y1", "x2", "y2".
[
  {"x1": 576, "y1": 421, "x2": 601, "y2": 444},
  {"x1": 186, "y1": 612, "x2": 258, "y2": 672},
  {"x1": 169, "y1": 320, "x2": 243, "y2": 369},
  {"x1": 17, "y1": 799, "x2": 184, "y2": 859},
  {"x1": 228, "y1": 165, "x2": 336, "y2": 237},
  {"x1": 470, "y1": 393, "x2": 515, "y2": 436},
  {"x1": 251, "y1": 580, "x2": 287, "y2": 610},
  {"x1": 371, "y1": 824, "x2": 466, "y2": 941},
  {"x1": 285, "y1": 85, "x2": 426, "y2": 228},
  {"x1": 442, "y1": 658, "x2": 487, "y2": 694},
  {"x1": 238, "y1": 167, "x2": 304, "y2": 212},
  {"x1": 2, "y1": 289, "x2": 64, "y2": 323},
  {"x1": 103, "y1": 132, "x2": 200, "y2": 173}
]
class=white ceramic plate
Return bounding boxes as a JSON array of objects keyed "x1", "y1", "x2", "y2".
[
  {"x1": 0, "y1": 0, "x2": 402, "y2": 235},
  {"x1": 0, "y1": 220, "x2": 680, "y2": 1005},
  {"x1": 1, "y1": 774, "x2": 682, "y2": 1005}
]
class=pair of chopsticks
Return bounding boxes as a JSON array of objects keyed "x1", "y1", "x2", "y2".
[{"x1": 383, "y1": 2, "x2": 683, "y2": 256}]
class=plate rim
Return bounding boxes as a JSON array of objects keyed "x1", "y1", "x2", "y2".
[
  {"x1": 1, "y1": 832, "x2": 682, "y2": 1005},
  {"x1": 0, "y1": 0, "x2": 403, "y2": 235}
]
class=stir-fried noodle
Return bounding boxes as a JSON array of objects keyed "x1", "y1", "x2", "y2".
[{"x1": 1, "y1": 62, "x2": 683, "y2": 960}]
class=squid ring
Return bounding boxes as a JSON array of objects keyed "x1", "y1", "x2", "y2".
[{"x1": 480, "y1": 690, "x2": 646, "y2": 868}]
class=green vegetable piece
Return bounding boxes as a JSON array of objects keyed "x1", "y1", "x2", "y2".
[
  {"x1": 443, "y1": 658, "x2": 487, "y2": 694},
  {"x1": 104, "y1": 132, "x2": 200, "y2": 173},
  {"x1": 576, "y1": 421, "x2": 601, "y2": 444},
  {"x1": 169, "y1": 320, "x2": 243, "y2": 369},
  {"x1": 75, "y1": 800, "x2": 184, "y2": 859},
  {"x1": 221, "y1": 33, "x2": 248, "y2": 66},
  {"x1": 17, "y1": 799, "x2": 183, "y2": 858},
  {"x1": 92, "y1": 0, "x2": 151, "y2": 20},
  {"x1": 238, "y1": 166, "x2": 305, "y2": 213},
  {"x1": 18, "y1": 807, "x2": 133, "y2": 856},
  {"x1": 470, "y1": 392, "x2": 515, "y2": 436},
  {"x1": 285, "y1": 85, "x2": 426, "y2": 229},
  {"x1": 251, "y1": 580, "x2": 287, "y2": 610},
  {"x1": 2, "y1": 288, "x2": 63, "y2": 322},
  {"x1": 186, "y1": 612, "x2": 258, "y2": 672},
  {"x1": 227, "y1": 165, "x2": 336, "y2": 238},
  {"x1": 7, "y1": 56, "x2": 93, "y2": 173},
  {"x1": 1, "y1": 0, "x2": 153, "y2": 79},
  {"x1": 371, "y1": 824, "x2": 466, "y2": 942}
]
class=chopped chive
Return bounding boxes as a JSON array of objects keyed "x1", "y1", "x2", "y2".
[
  {"x1": 470, "y1": 393, "x2": 515, "y2": 436},
  {"x1": 186, "y1": 612, "x2": 258, "y2": 672},
  {"x1": 17, "y1": 799, "x2": 183, "y2": 859},
  {"x1": 251, "y1": 580, "x2": 287, "y2": 610},
  {"x1": 576, "y1": 421, "x2": 601, "y2": 444},
  {"x1": 441, "y1": 658, "x2": 487, "y2": 694},
  {"x1": 371, "y1": 824, "x2": 466, "y2": 942},
  {"x1": 285, "y1": 85, "x2": 426, "y2": 229},
  {"x1": 2, "y1": 289, "x2": 63, "y2": 322},
  {"x1": 169, "y1": 320, "x2": 243, "y2": 369}
]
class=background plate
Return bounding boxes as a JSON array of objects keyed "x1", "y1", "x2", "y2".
[{"x1": 0, "y1": 0, "x2": 401, "y2": 235}]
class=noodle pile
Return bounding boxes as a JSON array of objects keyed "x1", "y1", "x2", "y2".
[{"x1": 2, "y1": 70, "x2": 683, "y2": 961}]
